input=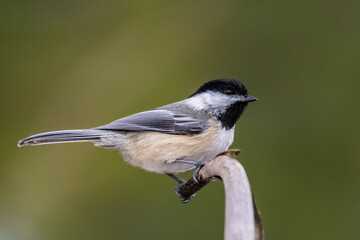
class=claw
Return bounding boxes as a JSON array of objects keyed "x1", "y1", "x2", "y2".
[
  {"x1": 192, "y1": 163, "x2": 205, "y2": 184},
  {"x1": 171, "y1": 159, "x2": 206, "y2": 203},
  {"x1": 175, "y1": 183, "x2": 196, "y2": 203}
]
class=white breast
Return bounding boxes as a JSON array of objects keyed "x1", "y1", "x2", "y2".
[{"x1": 211, "y1": 126, "x2": 235, "y2": 157}]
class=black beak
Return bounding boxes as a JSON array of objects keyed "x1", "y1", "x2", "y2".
[{"x1": 242, "y1": 95, "x2": 258, "y2": 102}]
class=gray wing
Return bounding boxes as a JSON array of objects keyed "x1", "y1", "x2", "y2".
[{"x1": 93, "y1": 110, "x2": 206, "y2": 135}]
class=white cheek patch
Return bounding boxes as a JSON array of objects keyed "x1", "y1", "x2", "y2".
[
  {"x1": 185, "y1": 92, "x2": 212, "y2": 110},
  {"x1": 185, "y1": 91, "x2": 240, "y2": 115}
]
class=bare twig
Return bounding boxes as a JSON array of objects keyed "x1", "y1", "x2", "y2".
[{"x1": 176, "y1": 155, "x2": 264, "y2": 240}]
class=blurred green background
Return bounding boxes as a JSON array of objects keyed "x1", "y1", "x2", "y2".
[{"x1": 1, "y1": 1, "x2": 359, "y2": 240}]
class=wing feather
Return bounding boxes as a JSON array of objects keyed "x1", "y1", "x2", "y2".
[{"x1": 93, "y1": 110, "x2": 205, "y2": 135}]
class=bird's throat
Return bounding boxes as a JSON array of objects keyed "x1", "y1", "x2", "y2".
[{"x1": 218, "y1": 102, "x2": 248, "y2": 129}]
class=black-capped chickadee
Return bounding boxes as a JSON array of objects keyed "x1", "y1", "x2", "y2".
[{"x1": 18, "y1": 79, "x2": 257, "y2": 184}]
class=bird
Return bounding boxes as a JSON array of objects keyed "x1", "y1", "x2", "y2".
[{"x1": 18, "y1": 79, "x2": 257, "y2": 185}]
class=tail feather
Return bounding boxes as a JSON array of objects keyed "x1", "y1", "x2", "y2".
[{"x1": 18, "y1": 129, "x2": 109, "y2": 147}]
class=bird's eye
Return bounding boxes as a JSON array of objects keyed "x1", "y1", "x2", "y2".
[{"x1": 224, "y1": 89, "x2": 233, "y2": 95}]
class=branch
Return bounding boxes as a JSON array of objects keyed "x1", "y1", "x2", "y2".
[{"x1": 176, "y1": 155, "x2": 264, "y2": 240}]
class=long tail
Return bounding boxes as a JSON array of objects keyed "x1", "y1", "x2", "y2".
[{"x1": 18, "y1": 129, "x2": 112, "y2": 147}]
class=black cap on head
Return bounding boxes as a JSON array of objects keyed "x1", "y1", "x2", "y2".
[{"x1": 190, "y1": 79, "x2": 248, "y2": 97}]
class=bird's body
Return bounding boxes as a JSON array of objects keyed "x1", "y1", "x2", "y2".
[
  {"x1": 112, "y1": 118, "x2": 234, "y2": 173},
  {"x1": 18, "y1": 79, "x2": 256, "y2": 175}
]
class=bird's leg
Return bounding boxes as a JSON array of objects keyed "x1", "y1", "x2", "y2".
[
  {"x1": 166, "y1": 173, "x2": 186, "y2": 184},
  {"x1": 173, "y1": 159, "x2": 205, "y2": 184}
]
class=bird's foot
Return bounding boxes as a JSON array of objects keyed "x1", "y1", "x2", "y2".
[
  {"x1": 175, "y1": 183, "x2": 196, "y2": 203},
  {"x1": 173, "y1": 159, "x2": 205, "y2": 184}
]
